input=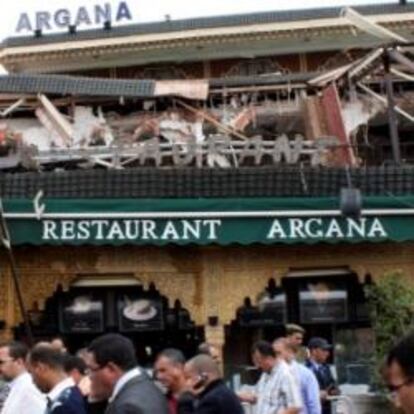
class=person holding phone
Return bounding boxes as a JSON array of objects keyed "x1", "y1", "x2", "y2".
[
  {"x1": 184, "y1": 354, "x2": 244, "y2": 414},
  {"x1": 239, "y1": 341, "x2": 302, "y2": 414}
]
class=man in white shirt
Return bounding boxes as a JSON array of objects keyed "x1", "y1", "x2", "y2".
[
  {"x1": 0, "y1": 341, "x2": 46, "y2": 414},
  {"x1": 239, "y1": 340, "x2": 302, "y2": 414}
]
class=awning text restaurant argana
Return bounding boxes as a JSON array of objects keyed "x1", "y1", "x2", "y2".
[{"x1": 3, "y1": 196, "x2": 414, "y2": 246}]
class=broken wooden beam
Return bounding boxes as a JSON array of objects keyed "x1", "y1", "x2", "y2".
[
  {"x1": 37, "y1": 94, "x2": 73, "y2": 146},
  {"x1": 388, "y1": 49, "x2": 414, "y2": 73},
  {"x1": 357, "y1": 82, "x2": 414, "y2": 122},
  {"x1": 175, "y1": 99, "x2": 249, "y2": 141},
  {"x1": 383, "y1": 52, "x2": 401, "y2": 165}
]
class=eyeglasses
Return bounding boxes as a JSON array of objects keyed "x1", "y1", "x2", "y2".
[
  {"x1": 387, "y1": 378, "x2": 414, "y2": 394},
  {"x1": 86, "y1": 364, "x2": 106, "y2": 375},
  {"x1": 0, "y1": 359, "x2": 14, "y2": 365}
]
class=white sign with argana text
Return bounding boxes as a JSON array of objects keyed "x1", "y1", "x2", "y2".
[{"x1": 16, "y1": 2, "x2": 133, "y2": 33}]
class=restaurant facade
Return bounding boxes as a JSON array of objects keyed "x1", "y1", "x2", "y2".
[{"x1": 0, "y1": 1, "x2": 413, "y2": 385}]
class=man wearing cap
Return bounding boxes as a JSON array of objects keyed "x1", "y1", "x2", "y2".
[{"x1": 305, "y1": 338, "x2": 338, "y2": 414}]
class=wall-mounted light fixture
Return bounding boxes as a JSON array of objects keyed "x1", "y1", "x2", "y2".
[
  {"x1": 340, "y1": 187, "x2": 362, "y2": 218},
  {"x1": 340, "y1": 166, "x2": 362, "y2": 218}
]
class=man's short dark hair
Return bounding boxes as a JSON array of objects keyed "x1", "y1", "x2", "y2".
[
  {"x1": 157, "y1": 348, "x2": 185, "y2": 365},
  {"x1": 387, "y1": 331, "x2": 414, "y2": 378},
  {"x1": 0, "y1": 341, "x2": 28, "y2": 361},
  {"x1": 29, "y1": 345, "x2": 65, "y2": 370},
  {"x1": 252, "y1": 340, "x2": 275, "y2": 358},
  {"x1": 88, "y1": 334, "x2": 137, "y2": 372},
  {"x1": 64, "y1": 355, "x2": 87, "y2": 375}
]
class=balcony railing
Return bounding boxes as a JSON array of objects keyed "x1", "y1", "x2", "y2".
[{"x1": 1, "y1": 166, "x2": 414, "y2": 199}]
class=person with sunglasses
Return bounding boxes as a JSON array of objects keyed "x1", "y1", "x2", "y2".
[{"x1": 386, "y1": 332, "x2": 414, "y2": 414}]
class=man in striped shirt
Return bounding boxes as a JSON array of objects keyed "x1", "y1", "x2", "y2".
[
  {"x1": 239, "y1": 341, "x2": 302, "y2": 414},
  {"x1": 273, "y1": 338, "x2": 321, "y2": 414}
]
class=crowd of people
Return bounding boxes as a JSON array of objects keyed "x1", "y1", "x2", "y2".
[
  {"x1": 238, "y1": 325, "x2": 337, "y2": 414},
  {"x1": 0, "y1": 324, "x2": 411, "y2": 414}
]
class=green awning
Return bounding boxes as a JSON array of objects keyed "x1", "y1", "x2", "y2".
[{"x1": 3, "y1": 196, "x2": 414, "y2": 246}]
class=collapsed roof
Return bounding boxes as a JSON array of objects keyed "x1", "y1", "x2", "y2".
[
  {"x1": 0, "y1": 8, "x2": 412, "y2": 171},
  {"x1": 0, "y1": 44, "x2": 411, "y2": 171}
]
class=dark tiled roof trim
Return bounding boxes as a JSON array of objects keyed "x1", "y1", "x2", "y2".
[
  {"x1": 209, "y1": 72, "x2": 318, "y2": 87},
  {"x1": 0, "y1": 74, "x2": 155, "y2": 97},
  {"x1": 3, "y1": 3, "x2": 414, "y2": 48},
  {"x1": 1, "y1": 166, "x2": 414, "y2": 199},
  {"x1": 0, "y1": 72, "x2": 317, "y2": 96}
]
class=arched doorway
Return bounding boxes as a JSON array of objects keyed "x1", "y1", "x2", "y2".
[{"x1": 15, "y1": 277, "x2": 203, "y2": 365}]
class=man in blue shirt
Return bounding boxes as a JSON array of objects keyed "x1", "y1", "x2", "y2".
[{"x1": 273, "y1": 337, "x2": 321, "y2": 414}]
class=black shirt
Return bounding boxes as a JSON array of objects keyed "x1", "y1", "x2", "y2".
[{"x1": 194, "y1": 379, "x2": 244, "y2": 414}]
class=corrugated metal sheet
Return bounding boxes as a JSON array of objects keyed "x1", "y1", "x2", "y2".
[
  {"x1": 0, "y1": 72, "x2": 317, "y2": 96},
  {"x1": 0, "y1": 74, "x2": 156, "y2": 97}
]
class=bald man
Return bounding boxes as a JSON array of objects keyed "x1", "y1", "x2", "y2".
[{"x1": 184, "y1": 355, "x2": 243, "y2": 414}]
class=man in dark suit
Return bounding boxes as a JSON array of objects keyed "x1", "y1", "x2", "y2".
[
  {"x1": 28, "y1": 345, "x2": 87, "y2": 414},
  {"x1": 184, "y1": 354, "x2": 244, "y2": 414},
  {"x1": 87, "y1": 333, "x2": 168, "y2": 414},
  {"x1": 305, "y1": 337, "x2": 339, "y2": 414}
]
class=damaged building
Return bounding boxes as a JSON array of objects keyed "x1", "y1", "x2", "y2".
[{"x1": 0, "y1": 2, "x2": 412, "y2": 390}]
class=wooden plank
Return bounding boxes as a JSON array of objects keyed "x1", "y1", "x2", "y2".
[
  {"x1": 302, "y1": 96, "x2": 325, "y2": 141},
  {"x1": 154, "y1": 80, "x2": 209, "y2": 100},
  {"x1": 37, "y1": 94, "x2": 73, "y2": 145},
  {"x1": 320, "y1": 84, "x2": 356, "y2": 166},
  {"x1": 389, "y1": 49, "x2": 414, "y2": 73},
  {"x1": 175, "y1": 99, "x2": 249, "y2": 141},
  {"x1": 384, "y1": 52, "x2": 401, "y2": 165}
]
